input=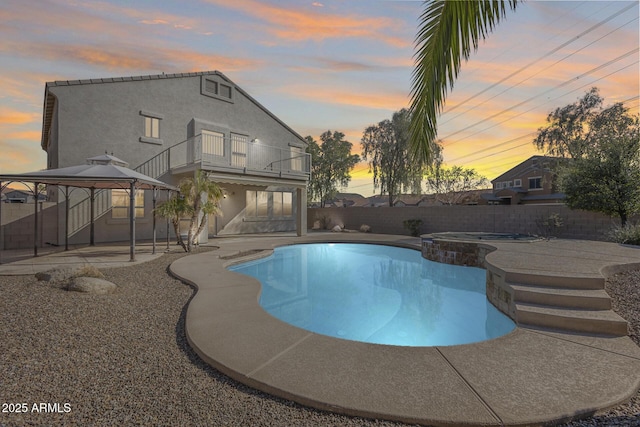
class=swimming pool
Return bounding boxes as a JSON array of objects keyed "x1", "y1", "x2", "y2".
[{"x1": 228, "y1": 243, "x2": 515, "y2": 346}]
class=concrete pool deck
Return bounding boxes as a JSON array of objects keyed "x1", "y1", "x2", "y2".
[{"x1": 170, "y1": 233, "x2": 640, "y2": 427}]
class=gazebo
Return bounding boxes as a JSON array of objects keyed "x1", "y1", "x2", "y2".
[{"x1": 0, "y1": 154, "x2": 176, "y2": 262}]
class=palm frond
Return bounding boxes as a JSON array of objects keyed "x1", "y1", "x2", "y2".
[{"x1": 409, "y1": 0, "x2": 517, "y2": 165}]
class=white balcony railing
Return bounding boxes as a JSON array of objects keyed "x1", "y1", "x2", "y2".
[{"x1": 169, "y1": 134, "x2": 310, "y2": 178}]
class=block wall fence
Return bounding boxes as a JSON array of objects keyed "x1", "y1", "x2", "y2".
[{"x1": 308, "y1": 205, "x2": 627, "y2": 241}]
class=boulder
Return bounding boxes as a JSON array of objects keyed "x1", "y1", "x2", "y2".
[
  {"x1": 68, "y1": 277, "x2": 117, "y2": 294},
  {"x1": 35, "y1": 267, "x2": 77, "y2": 283}
]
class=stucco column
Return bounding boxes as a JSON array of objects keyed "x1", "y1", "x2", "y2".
[{"x1": 296, "y1": 186, "x2": 307, "y2": 236}]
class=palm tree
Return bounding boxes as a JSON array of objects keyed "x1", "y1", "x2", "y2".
[
  {"x1": 155, "y1": 170, "x2": 223, "y2": 252},
  {"x1": 155, "y1": 195, "x2": 189, "y2": 252},
  {"x1": 409, "y1": 0, "x2": 518, "y2": 165}
]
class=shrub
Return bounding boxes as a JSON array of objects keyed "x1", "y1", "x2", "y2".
[
  {"x1": 403, "y1": 219, "x2": 423, "y2": 237},
  {"x1": 608, "y1": 223, "x2": 640, "y2": 246},
  {"x1": 536, "y1": 213, "x2": 564, "y2": 239}
]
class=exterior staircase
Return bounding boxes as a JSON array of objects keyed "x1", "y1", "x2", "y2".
[
  {"x1": 67, "y1": 148, "x2": 171, "y2": 237},
  {"x1": 510, "y1": 276, "x2": 628, "y2": 336}
]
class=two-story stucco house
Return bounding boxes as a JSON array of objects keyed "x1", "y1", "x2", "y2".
[
  {"x1": 41, "y1": 71, "x2": 310, "y2": 245},
  {"x1": 483, "y1": 155, "x2": 565, "y2": 205}
]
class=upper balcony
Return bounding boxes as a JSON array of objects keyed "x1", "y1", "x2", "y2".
[{"x1": 167, "y1": 133, "x2": 310, "y2": 181}]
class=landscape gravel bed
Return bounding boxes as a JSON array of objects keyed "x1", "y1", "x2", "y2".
[{"x1": 0, "y1": 248, "x2": 638, "y2": 426}]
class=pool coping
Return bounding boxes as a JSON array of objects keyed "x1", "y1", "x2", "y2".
[{"x1": 170, "y1": 233, "x2": 640, "y2": 426}]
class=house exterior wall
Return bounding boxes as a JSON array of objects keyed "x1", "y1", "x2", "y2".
[
  {"x1": 40, "y1": 72, "x2": 307, "y2": 243},
  {"x1": 45, "y1": 73, "x2": 305, "y2": 172}
]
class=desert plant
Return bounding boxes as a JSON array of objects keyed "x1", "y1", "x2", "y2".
[
  {"x1": 403, "y1": 219, "x2": 423, "y2": 237},
  {"x1": 360, "y1": 224, "x2": 371, "y2": 233},
  {"x1": 314, "y1": 213, "x2": 332, "y2": 230},
  {"x1": 536, "y1": 213, "x2": 564, "y2": 239},
  {"x1": 155, "y1": 170, "x2": 223, "y2": 252},
  {"x1": 608, "y1": 223, "x2": 640, "y2": 246},
  {"x1": 73, "y1": 265, "x2": 105, "y2": 279}
]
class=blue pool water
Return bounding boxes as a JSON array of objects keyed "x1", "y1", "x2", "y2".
[{"x1": 228, "y1": 243, "x2": 515, "y2": 347}]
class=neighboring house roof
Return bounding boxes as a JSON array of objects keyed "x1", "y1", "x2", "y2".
[
  {"x1": 521, "y1": 192, "x2": 566, "y2": 201},
  {"x1": 41, "y1": 70, "x2": 307, "y2": 151},
  {"x1": 393, "y1": 194, "x2": 425, "y2": 206},
  {"x1": 491, "y1": 155, "x2": 561, "y2": 183}
]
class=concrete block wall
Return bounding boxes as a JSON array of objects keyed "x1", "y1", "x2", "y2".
[
  {"x1": 308, "y1": 205, "x2": 625, "y2": 241},
  {"x1": 1, "y1": 203, "x2": 59, "y2": 249}
]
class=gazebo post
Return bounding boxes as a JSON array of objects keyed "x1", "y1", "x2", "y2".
[
  {"x1": 90, "y1": 187, "x2": 95, "y2": 246},
  {"x1": 129, "y1": 180, "x2": 136, "y2": 262},
  {"x1": 34, "y1": 182, "x2": 39, "y2": 257},
  {"x1": 64, "y1": 185, "x2": 69, "y2": 251},
  {"x1": 152, "y1": 187, "x2": 157, "y2": 255},
  {"x1": 0, "y1": 181, "x2": 3, "y2": 265},
  {"x1": 166, "y1": 190, "x2": 170, "y2": 251}
]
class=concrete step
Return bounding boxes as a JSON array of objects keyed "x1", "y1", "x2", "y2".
[
  {"x1": 515, "y1": 303, "x2": 628, "y2": 336},
  {"x1": 511, "y1": 283, "x2": 612, "y2": 310},
  {"x1": 504, "y1": 271, "x2": 604, "y2": 290}
]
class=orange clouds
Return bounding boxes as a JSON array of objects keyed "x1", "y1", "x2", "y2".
[
  {"x1": 0, "y1": 108, "x2": 38, "y2": 125},
  {"x1": 282, "y1": 84, "x2": 409, "y2": 111},
  {"x1": 204, "y1": 0, "x2": 409, "y2": 47},
  {"x1": 3, "y1": 40, "x2": 261, "y2": 74}
]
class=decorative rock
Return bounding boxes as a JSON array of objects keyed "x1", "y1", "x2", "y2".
[
  {"x1": 35, "y1": 267, "x2": 77, "y2": 283},
  {"x1": 68, "y1": 277, "x2": 117, "y2": 294},
  {"x1": 331, "y1": 225, "x2": 342, "y2": 232}
]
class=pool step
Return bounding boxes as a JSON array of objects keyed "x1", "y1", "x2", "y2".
[
  {"x1": 515, "y1": 303, "x2": 628, "y2": 336},
  {"x1": 511, "y1": 283, "x2": 611, "y2": 310}
]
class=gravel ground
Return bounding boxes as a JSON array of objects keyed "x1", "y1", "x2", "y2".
[{"x1": 0, "y1": 249, "x2": 638, "y2": 427}]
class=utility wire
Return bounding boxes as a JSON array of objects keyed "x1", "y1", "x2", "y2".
[
  {"x1": 440, "y1": 48, "x2": 639, "y2": 144},
  {"x1": 440, "y1": 15, "x2": 639, "y2": 129},
  {"x1": 439, "y1": 1, "x2": 638, "y2": 119},
  {"x1": 442, "y1": 60, "x2": 640, "y2": 148}
]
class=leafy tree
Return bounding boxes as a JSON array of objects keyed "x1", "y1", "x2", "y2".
[
  {"x1": 534, "y1": 87, "x2": 604, "y2": 159},
  {"x1": 558, "y1": 102, "x2": 640, "y2": 226},
  {"x1": 306, "y1": 131, "x2": 360, "y2": 208},
  {"x1": 424, "y1": 164, "x2": 488, "y2": 205},
  {"x1": 361, "y1": 109, "x2": 425, "y2": 207},
  {"x1": 155, "y1": 170, "x2": 223, "y2": 252},
  {"x1": 410, "y1": 0, "x2": 518, "y2": 165}
]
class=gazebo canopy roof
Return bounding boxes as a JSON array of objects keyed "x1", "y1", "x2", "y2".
[{"x1": 0, "y1": 155, "x2": 176, "y2": 191}]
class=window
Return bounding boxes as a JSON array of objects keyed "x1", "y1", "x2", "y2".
[
  {"x1": 290, "y1": 146, "x2": 303, "y2": 172},
  {"x1": 112, "y1": 189, "x2": 144, "y2": 218},
  {"x1": 231, "y1": 133, "x2": 248, "y2": 168},
  {"x1": 201, "y1": 76, "x2": 234, "y2": 102},
  {"x1": 139, "y1": 110, "x2": 163, "y2": 144},
  {"x1": 202, "y1": 130, "x2": 225, "y2": 161},
  {"x1": 529, "y1": 177, "x2": 543, "y2": 190},
  {"x1": 144, "y1": 117, "x2": 159, "y2": 139},
  {"x1": 246, "y1": 190, "x2": 293, "y2": 218},
  {"x1": 514, "y1": 179, "x2": 522, "y2": 187},
  {"x1": 273, "y1": 192, "x2": 293, "y2": 216}
]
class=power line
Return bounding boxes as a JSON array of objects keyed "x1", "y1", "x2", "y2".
[
  {"x1": 440, "y1": 14, "x2": 639, "y2": 129},
  {"x1": 445, "y1": 95, "x2": 639, "y2": 166},
  {"x1": 440, "y1": 49, "x2": 639, "y2": 144},
  {"x1": 442, "y1": 60, "x2": 640, "y2": 149},
  {"x1": 439, "y1": 1, "x2": 638, "y2": 121}
]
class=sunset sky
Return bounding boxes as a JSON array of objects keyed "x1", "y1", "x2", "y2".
[{"x1": 1, "y1": 0, "x2": 638, "y2": 196}]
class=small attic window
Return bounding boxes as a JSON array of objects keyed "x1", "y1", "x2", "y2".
[{"x1": 201, "y1": 76, "x2": 234, "y2": 103}]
